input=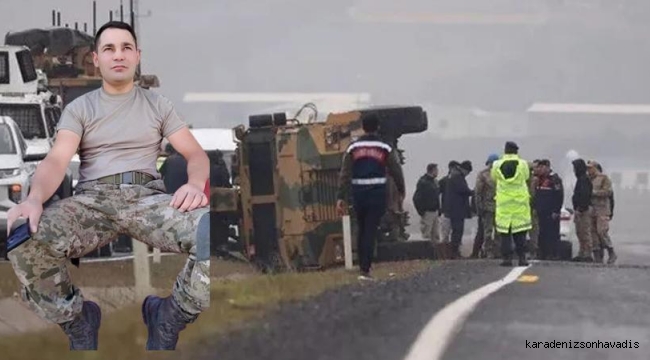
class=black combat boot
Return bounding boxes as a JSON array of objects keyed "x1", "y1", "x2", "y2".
[
  {"x1": 606, "y1": 247, "x2": 617, "y2": 265},
  {"x1": 450, "y1": 245, "x2": 461, "y2": 260},
  {"x1": 142, "y1": 295, "x2": 198, "y2": 350},
  {"x1": 518, "y1": 253, "x2": 529, "y2": 267},
  {"x1": 59, "y1": 300, "x2": 102, "y2": 350},
  {"x1": 593, "y1": 250, "x2": 604, "y2": 263},
  {"x1": 500, "y1": 253, "x2": 513, "y2": 267}
]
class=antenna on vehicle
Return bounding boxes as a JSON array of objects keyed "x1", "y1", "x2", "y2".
[
  {"x1": 130, "y1": 0, "x2": 135, "y2": 27},
  {"x1": 93, "y1": 1, "x2": 97, "y2": 35}
]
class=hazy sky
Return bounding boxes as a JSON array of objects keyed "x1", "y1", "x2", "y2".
[
  {"x1": 3, "y1": 0, "x2": 650, "y2": 130},
  {"x1": 3, "y1": 0, "x2": 650, "y2": 192}
]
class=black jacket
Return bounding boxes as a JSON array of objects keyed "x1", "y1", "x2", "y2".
[
  {"x1": 572, "y1": 159, "x2": 592, "y2": 212},
  {"x1": 160, "y1": 153, "x2": 188, "y2": 194},
  {"x1": 210, "y1": 162, "x2": 232, "y2": 188},
  {"x1": 442, "y1": 169, "x2": 473, "y2": 220},
  {"x1": 439, "y1": 174, "x2": 449, "y2": 211},
  {"x1": 534, "y1": 172, "x2": 564, "y2": 214},
  {"x1": 413, "y1": 174, "x2": 440, "y2": 215}
]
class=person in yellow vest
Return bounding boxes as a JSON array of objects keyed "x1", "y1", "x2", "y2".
[{"x1": 491, "y1": 141, "x2": 532, "y2": 267}]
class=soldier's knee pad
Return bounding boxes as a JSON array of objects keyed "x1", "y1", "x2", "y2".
[{"x1": 195, "y1": 212, "x2": 210, "y2": 261}]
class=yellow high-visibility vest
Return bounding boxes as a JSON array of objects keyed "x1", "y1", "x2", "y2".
[
  {"x1": 156, "y1": 156, "x2": 166, "y2": 172},
  {"x1": 491, "y1": 154, "x2": 532, "y2": 234}
]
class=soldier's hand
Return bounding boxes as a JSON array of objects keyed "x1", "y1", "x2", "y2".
[
  {"x1": 6, "y1": 198, "x2": 43, "y2": 235},
  {"x1": 336, "y1": 200, "x2": 347, "y2": 217},
  {"x1": 170, "y1": 183, "x2": 208, "y2": 212}
]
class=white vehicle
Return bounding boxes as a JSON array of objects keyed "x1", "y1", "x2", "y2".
[
  {"x1": 559, "y1": 206, "x2": 577, "y2": 260},
  {"x1": 559, "y1": 207, "x2": 575, "y2": 242},
  {"x1": 0, "y1": 116, "x2": 44, "y2": 245},
  {"x1": 0, "y1": 45, "x2": 73, "y2": 199}
]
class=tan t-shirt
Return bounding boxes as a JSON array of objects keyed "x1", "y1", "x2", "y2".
[{"x1": 57, "y1": 86, "x2": 186, "y2": 182}]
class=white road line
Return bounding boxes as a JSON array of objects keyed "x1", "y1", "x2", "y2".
[{"x1": 403, "y1": 264, "x2": 531, "y2": 360}]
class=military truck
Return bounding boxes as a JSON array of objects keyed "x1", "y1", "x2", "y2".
[{"x1": 212, "y1": 105, "x2": 433, "y2": 272}]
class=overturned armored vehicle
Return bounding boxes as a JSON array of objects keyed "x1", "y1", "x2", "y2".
[{"x1": 213, "y1": 105, "x2": 433, "y2": 271}]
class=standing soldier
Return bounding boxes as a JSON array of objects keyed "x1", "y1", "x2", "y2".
[
  {"x1": 336, "y1": 113, "x2": 406, "y2": 280},
  {"x1": 587, "y1": 161, "x2": 617, "y2": 264},
  {"x1": 438, "y1": 160, "x2": 460, "y2": 258},
  {"x1": 533, "y1": 159, "x2": 564, "y2": 260},
  {"x1": 571, "y1": 159, "x2": 594, "y2": 262},
  {"x1": 594, "y1": 163, "x2": 615, "y2": 245},
  {"x1": 443, "y1": 160, "x2": 474, "y2": 259},
  {"x1": 491, "y1": 141, "x2": 531, "y2": 267},
  {"x1": 471, "y1": 153, "x2": 499, "y2": 258},
  {"x1": 412, "y1": 163, "x2": 442, "y2": 256}
]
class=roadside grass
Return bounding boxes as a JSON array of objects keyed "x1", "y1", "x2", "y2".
[
  {"x1": 0, "y1": 260, "x2": 433, "y2": 360},
  {"x1": 0, "y1": 255, "x2": 257, "y2": 299}
]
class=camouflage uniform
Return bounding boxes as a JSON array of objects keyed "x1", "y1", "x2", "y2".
[
  {"x1": 574, "y1": 207, "x2": 593, "y2": 258},
  {"x1": 589, "y1": 166, "x2": 615, "y2": 262},
  {"x1": 8, "y1": 179, "x2": 210, "y2": 324},
  {"x1": 473, "y1": 167, "x2": 497, "y2": 257}
]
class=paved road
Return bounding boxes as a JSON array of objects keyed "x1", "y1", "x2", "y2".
[
  {"x1": 168, "y1": 191, "x2": 650, "y2": 360},
  {"x1": 169, "y1": 255, "x2": 650, "y2": 360},
  {"x1": 444, "y1": 263, "x2": 650, "y2": 360}
]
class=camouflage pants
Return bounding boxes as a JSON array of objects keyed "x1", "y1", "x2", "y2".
[
  {"x1": 574, "y1": 208, "x2": 593, "y2": 257},
  {"x1": 591, "y1": 213, "x2": 613, "y2": 251},
  {"x1": 479, "y1": 210, "x2": 498, "y2": 257},
  {"x1": 419, "y1": 211, "x2": 441, "y2": 244},
  {"x1": 7, "y1": 179, "x2": 210, "y2": 324},
  {"x1": 439, "y1": 215, "x2": 452, "y2": 243}
]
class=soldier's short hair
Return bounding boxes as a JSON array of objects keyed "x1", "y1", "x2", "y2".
[
  {"x1": 538, "y1": 159, "x2": 551, "y2": 167},
  {"x1": 426, "y1": 163, "x2": 438, "y2": 173},
  {"x1": 361, "y1": 113, "x2": 380, "y2": 133},
  {"x1": 94, "y1": 21, "x2": 138, "y2": 51}
]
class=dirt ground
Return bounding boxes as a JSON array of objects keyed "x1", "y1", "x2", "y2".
[{"x1": 0, "y1": 255, "x2": 258, "y2": 299}]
